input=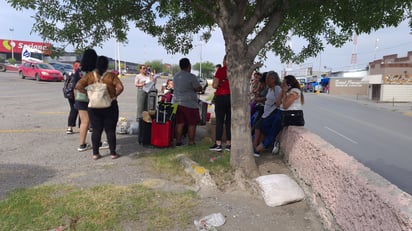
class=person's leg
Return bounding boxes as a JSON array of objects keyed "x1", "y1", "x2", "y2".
[
  {"x1": 256, "y1": 110, "x2": 280, "y2": 152},
  {"x1": 136, "y1": 89, "x2": 146, "y2": 121},
  {"x1": 253, "y1": 118, "x2": 263, "y2": 149},
  {"x1": 175, "y1": 105, "x2": 185, "y2": 145},
  {"x1": 187, "y1": 125, "x2": 197, "y2": 145},
  {"x1": 78, "y1": 110, "x2": 89, "y2": 146},
  {"x1": 175, "y1": 123, "x2": 184, "y2": 144},
  {"x1": 67, "y1": 98, "x2": 78, "y2": 133},
  {"x1": 262, "y1": 110, "x2": 282, "y2": 148},
  {"x1": 104, "y1": 102, "x2": 119, "y2": 156},
  {"x1": 224, "y1": 94, "x2": 231, "y2": 146},
  {"x1": 89, "y1": 109, "x2": 104, "y2": 157},
  {"x1": 214, "y1": 95, "x2": 224, "y2": 146},
  {"x1": 185, "y1": 106, "x2": 200, "y2": 145}
]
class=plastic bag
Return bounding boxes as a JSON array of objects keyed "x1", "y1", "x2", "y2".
[
  {"x1": 128, "y1": 121, "x2": 139, "y2": 135},
  {"x1": 194, "y1": 213, "x2": 225, "y2": 231},
  {"x1": 116, "y1": 117, "x2": 130, "y2": 134}
]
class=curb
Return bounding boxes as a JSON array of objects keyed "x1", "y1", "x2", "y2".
[{"x1": 176, "y1": 154, "x2": 217, "y2": 194}]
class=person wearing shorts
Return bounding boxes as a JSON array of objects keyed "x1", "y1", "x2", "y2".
[{"x1": 172, "y1": 58, "x2": 202, "y2": 146}]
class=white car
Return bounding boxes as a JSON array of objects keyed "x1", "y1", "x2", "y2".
[{"x1": 197, "y1": 75, "x2": 208, "y2": 94}]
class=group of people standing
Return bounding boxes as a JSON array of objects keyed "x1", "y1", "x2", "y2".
[
  {"x1": 65, "y1": 48, "x2": 124, "y2": 160},
  {"x1": 65, "y1": 51, "x2": 303, "y2": 159}
]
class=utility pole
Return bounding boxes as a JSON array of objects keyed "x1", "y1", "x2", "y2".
[
  {"x1": 199, "y1": 42, "x2": 202, "y2": 78},
  {"x1": 9, "y1": 28, "x2": 15, "y2": 60}
]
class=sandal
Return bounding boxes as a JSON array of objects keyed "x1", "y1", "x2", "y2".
[
  {"x1": 92, "y1": 154, "x2": 102, "y2": 160},
  {"x1": 111, "y1": 154, "x2": 120, "y2": 159}
]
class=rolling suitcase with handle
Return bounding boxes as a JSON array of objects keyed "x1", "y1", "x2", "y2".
[{"x1": 151, "y1": 103, "x2": 173, "y2": 148}]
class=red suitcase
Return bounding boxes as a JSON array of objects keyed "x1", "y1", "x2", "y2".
[{"x1": 151, "y1": 120, "x2": 173, "y2": 147}]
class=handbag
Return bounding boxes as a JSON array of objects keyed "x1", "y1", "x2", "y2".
[
  {"x1": 75, "y1": 90, "x2": 89, "y2": 102},
  {"x1": 281, "y1": 110, "x2": 305, "y2": 127},
  {"x1": 87, "y1": 72, "x2": 112, "y2": 108}
]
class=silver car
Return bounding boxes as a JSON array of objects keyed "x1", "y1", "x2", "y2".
[{"x1": 49, "y1": 62, "x2": 73, "y2": 80}]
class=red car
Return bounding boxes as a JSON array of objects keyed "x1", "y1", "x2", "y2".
[{"x1": 18, "y1": 62, "x2": 64, "y2": 81}]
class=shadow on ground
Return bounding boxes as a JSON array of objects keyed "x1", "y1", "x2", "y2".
[{"x1": 0, "y1": 164, "x2": 56, "y2": 200}]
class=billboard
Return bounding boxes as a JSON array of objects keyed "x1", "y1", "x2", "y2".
[{"x1": 0, "y1": 39, "x2": 51, "y2": 55}]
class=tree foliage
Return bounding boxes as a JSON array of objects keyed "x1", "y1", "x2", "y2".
[
  {"x1": 7, "y1": 0, "x2": 411, "y2": 183},
  {"x1": 192, "y1": 61, "x2": 216, "y2": 79}
]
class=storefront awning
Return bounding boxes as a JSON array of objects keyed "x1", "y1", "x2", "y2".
[{"x1": 361, "y1": 74, "x2": 382, "y2": 84}]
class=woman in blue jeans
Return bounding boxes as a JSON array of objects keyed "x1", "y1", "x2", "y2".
[{"x1": 253, "y1": 71, "x2": 282, "y2": 157}]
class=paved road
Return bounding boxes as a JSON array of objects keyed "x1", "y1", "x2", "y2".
[{"x1": 303, "y1": 93, "x2": 412, "y2": 195}]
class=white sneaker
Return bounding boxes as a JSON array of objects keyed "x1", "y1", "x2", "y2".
[
  {"x1": 272, "y1": 141, "x2": 280, "y2": 154},
  {"x1": 253, "y1": 152, "x2": 261, "y2": 158},
  {"x1": 78, "y1": 143, "x2": 91, "y2": 152},
  {"x1": 99, "y1": 141, "x2": 109, "y2": 150}
]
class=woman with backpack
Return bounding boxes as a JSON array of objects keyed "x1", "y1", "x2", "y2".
[
  {"x1": 75, "y1": 56, "x2": 124, "y2": 160},
  {"x1": 64, "y1": 60, "x2": 80, "y2": 134}
]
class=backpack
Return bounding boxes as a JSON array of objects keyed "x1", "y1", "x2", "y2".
[{"x1": 62, "y1": 73, "x2": 75, "y2": 99}]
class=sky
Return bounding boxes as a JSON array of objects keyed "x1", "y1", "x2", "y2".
[{"x1": 1, "y1": 1, "x2": 412, "y2": 74}]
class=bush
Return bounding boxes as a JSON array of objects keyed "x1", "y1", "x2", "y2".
[{"x1": 7, "y1": 58, "x2": 16, "y2": 65}]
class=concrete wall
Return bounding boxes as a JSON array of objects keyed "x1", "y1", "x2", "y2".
[
  {"x1": 329, "y1": 78, "x2": 368, "y2": 96},
  {"x1": 381, "y1": 85, "x2": 412, "y2": 102},
  {"x1": 279, "y1": 126, "x2": 412, "y2": 231}
]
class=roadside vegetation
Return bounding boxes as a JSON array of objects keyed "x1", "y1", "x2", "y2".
[{"x1": 0, "y1": 143, "x2": 233, "y2": 230}]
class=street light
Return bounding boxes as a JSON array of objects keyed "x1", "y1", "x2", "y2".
[
  {"x1": 199, "y1": 42, "x2": 202, "y2": 78},
  {"x1": 9, "y1": 28, "x2": 15, "y2": 60}
]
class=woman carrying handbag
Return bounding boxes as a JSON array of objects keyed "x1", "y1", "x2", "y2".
[{"x1": 278, "y1": 75, "x2": 305, "y2": 127}]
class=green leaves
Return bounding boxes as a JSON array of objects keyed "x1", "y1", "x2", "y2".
[{"x1": 6, "y1": 0, "x2": 412, "y2": 62}]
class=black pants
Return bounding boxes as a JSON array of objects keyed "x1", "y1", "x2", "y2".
[
  {"x1": 88, "y1": 100, "x2": 119, "y2": 155},
  {"x1": 214, "y1": 94, "x2": 231, "y2": 141},
  {"x1": 67, "y1": 98, "x2": 78, "y2": 127}
]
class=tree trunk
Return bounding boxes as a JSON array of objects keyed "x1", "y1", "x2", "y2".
[{"x1": 226, "y1": 49, "x2": 260, "y2": 184}]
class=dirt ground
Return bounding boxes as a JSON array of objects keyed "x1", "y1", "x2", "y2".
[{"x1": 190, "y1": 153, "x2": 326, "y2": 231}]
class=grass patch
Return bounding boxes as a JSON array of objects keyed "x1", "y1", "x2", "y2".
[
  {"x1": 146, "y1": 142, "x2": 234, "y2": 189},
  {"x1": 0, "y1": 143, "x2": 234, "y2": 230},
  {"x1": 0, "y1": 184, "x2": 199, "y2": 231}
]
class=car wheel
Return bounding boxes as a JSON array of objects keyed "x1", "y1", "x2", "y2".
[
  {"x1": 35, "y1": 73, "x2": 40, "y2": 81},
  {"x1": 19, "y1": 71, "x2": 25, "y2": 79}
]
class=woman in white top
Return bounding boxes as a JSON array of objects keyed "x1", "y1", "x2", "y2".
[
  {"x1": 277, "y1": 75, "x2": 305, "y2": 111},
  {"x1": 134, "y1": 65, "x2": 153, "y2": 121}
]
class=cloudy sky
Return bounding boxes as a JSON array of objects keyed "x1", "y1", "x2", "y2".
[{"x1": 1, "y1": 1, "x2": 411, "y2": 73}]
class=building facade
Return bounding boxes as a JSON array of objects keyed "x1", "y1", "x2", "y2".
[{"x1": 363, "y1": 51, "x2": 412, "y2": 102}]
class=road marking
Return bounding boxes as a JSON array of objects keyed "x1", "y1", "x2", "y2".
[
  {"x1": 324, "y1": 126, "x2": 358, "y2": 144},
  {"x1": 0, "y1": 129, "x2": 63, "y2": 133},
  {"x1": 36, "y1": 112, "x2": 67, "y2": 115}
]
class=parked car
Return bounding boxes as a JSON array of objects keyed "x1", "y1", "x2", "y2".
[
  {"x1": 197, "y1": 75, "x2": 208, "y2": 94},
  {"x1": 49, "y1": 62, "x2": 73, "y2": 80},
  {"x1": 304, "y1": 82, "x2": 314, "y2": 92},
  {"x1": 18, "y1": 62, "x2": 64, "y2": 81}
]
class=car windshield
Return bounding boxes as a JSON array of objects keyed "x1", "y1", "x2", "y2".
[
  {"x1": 36, "y1": 63, "x2": 54, "y2": 70},
  {"x1": 64, "y1": 64, "x2": 72, "y2": 70}
]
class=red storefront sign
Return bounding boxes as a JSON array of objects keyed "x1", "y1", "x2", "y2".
[{"x1": 0, "y1": 39, "x2": 51, "y2": 55}]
